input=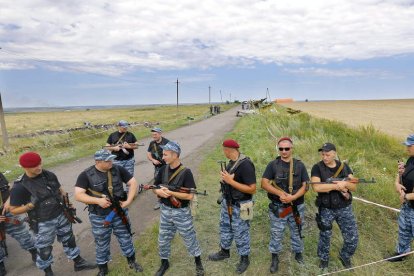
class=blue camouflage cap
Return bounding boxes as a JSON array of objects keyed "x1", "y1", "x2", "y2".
[
  {"x1": 160, "y1": 141, "x2": 181, "y2": 155},
  {"x1": 94, "y1": 149, "x2": 117, "y2": 161},
  {"x1": 117, "y1": 120, "x2": 130, "y2": 128},
  {"x1": 151, "y1": 127, "x2": 162, "y2": 133},
  {"x1": 402, "y1": 134, "x2": 414, "y2": 146}
]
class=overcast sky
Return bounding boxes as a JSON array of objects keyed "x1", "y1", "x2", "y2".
[{"x1": 1, "y1": 0, "x2": 414, "y2": 107}]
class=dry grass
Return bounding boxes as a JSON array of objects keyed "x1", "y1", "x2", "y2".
[{"x1": 280, "y1": 99, "x2": 414, "y2": 139}]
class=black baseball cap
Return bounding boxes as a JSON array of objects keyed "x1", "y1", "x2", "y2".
[{"x1": 318, "y1": 142, "x2": 336, "y2": 152}]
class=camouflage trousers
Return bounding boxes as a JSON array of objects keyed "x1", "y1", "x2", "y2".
[
  {"x1": 396, "y1": 202, "x2": 414, "y2": 254},
  {"x1": 113, "y1": 158, "x2": 135, "y2": 176},
  {"x1": 219, "y1": 199, "x2": 251, "y2": 256},
  {"x1": 158, "y1": 204, "x2": 201, "y2": 259},
  {"x1": 35, "y1": 213, "x2": 80, "y2": 270},
  {"x1": 269, "y1": 203, "x2": 305, "y2": 254},
  {"x1": 0, "y1": 212, "x2": 35, "y2": 262},
  {"x1": 317, "y1": 205, "x2": 358, "y2": 261},
  {"x1": 89, "y1": 210, "x2": 135, "y2": 265}
]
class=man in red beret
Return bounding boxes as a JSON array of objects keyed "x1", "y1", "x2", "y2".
[
  {"x1": 208, "y1": 139, "x2": 256, "y2": 274},
  {"x1": 9, "y1": 152, "x2": 96, "y2": 276}
]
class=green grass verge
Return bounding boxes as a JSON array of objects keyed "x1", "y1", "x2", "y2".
[
  {"x1": 0, "y1": 104, "x2": 235, "y2": 179},
  {"x1": 112, "y1": 104, "x2": 412, "y2": 275}
]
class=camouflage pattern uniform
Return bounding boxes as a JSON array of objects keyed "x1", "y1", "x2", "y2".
[
  {"x1": 317, "y1": 205, "x2": 358, "y2": 261},
  {"x1": 0, "y1": 212, "x2": 35, "y2": 262},
  {"x1": 159, "y1": 204, "x2": 201, "y2": 259},
  {"x1": 113, "y1": 159, "x2": 135, "y2": 177},
  {"x1": 269, "y1": 203, "x2": 305, "y2": 254},
  {"x1": 396, "y1": 202, "x2": 414, "y2": 254},
  {"x1": 89, "y1": 210, "x2": 135, "y2": 264},
  {"x1": 34, "y1": 213, "x2": 80, "y2": 270},
  {"x1": 219, "y1": 199, "x2": 251, "y2": 256}
]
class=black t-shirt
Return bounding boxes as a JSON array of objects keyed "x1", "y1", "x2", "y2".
[
  {"x1": 0, "y1": 173, "x2": 10, "y2": 203},
  {"x1": 311, "y1": 161, "x2": 353, "y2": 181},
  {"x1": 106, "y1": 131, "x2": 137, "y2": 160},
  {"x1": 229, "y1": 159, "x2": 256, "y2": 186},
  {"x1": 75, "y1": 165, "x2": 133, "y2": 190},
  {"x1": 402, "y1": 157, "x2": 414, "y2": 207},
  {"x1": 154, "y1": 164, "x2": 196, "y2": 208},
  {"x1": 10, "y1": 171, "x2": 61, "y2": 207},
  {"x1": 147, "y1": 137, "x2": 170, "y2": 167}
]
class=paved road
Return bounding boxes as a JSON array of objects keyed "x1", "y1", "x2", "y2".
[{"x1": 5, "y1": 106, "x2": 240, "y2": 275}]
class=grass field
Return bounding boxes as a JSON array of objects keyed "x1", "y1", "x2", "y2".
[
  {"x1": 119, "y1": 104, "x2": 413, "y2": 276},
  {"x1": 0, "y1": 104, "x2": 235, "y2": 178},
  {"x1": 280, "y1": 99, "x2": 414, "y2": 139}
]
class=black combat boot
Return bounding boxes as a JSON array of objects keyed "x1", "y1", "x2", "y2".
[
  {"x1": 270, "y1": 253, "x2": 279, "y2": 274},
  {"x1": 295, "y1": 252, "x2": 304, "y2": 264},
  {"x1": 97, "y1": 263, "x2": 108, "y2": 276},
  {"x1": 319, "y1": 259, "x2": 329, "y2": 269},
  {"x1": 73, "y1": 255, "x2": 98, "y2": 271},
  {"x1": 155, "y1": 259, "x2": 169, "y2": 276},
  {"x1": 236, "y1": 255, "x2": 250, "y2": 274},
  {"x1": 29, "y1": 248, "x2": 37, "y2": 263},
  {"x1": 127, "y1": 254, "x2": 143, "y2": 272},
  {"x1": 0, "y1": 261, "x2": 6, "y2": 276},
  {"x1": 195, "y1": 256, "x2": 204, "y2": 276},
  {"x1": 208, "y1": 247, "x2": 230, "y2": 261},
  {"x1": 339, "y1": 255, "x2": 352, "y2": 268},
  {"x1": 387, "y1": 252, "x2": 406, "y2": 262},
  {"x1": 44, "y1": 266, "x2": 54, "y2": 276}
]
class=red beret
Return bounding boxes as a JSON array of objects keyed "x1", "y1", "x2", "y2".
[
  {"x1": 19, "y1": 152, "x2": 42, "y2": 168},
  {"x1": 222, "y1": 139, "x2": 240, "y2": 149},
  {"x1": 278, "y1": 136, "x2": 293, "y2": 145}
]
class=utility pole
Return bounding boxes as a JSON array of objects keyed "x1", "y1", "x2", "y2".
[
  {"x1": 175, "y1": 78, "x2": 180, "y2": 116},
  {"x1": 229, "y1": 93, "x2": 232, "y2": 102},
  {"x1": 220, "y1": 90, "x2": 223, "y2": 103},
  {"x1": 208, "y1": 85, "x2": 211, "y2": 105},
  {"x1": 0, "y1": 93, "x2": 10, "y2": 151}
]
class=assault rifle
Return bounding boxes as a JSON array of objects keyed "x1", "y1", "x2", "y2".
[
  {"x1": 140, "y1": 184, "x2": 207, "y2": 208},
  {"x1": 0, "y1": 207, "x2": 7, "y2": 257},
  {"x1": 104, "y1": 193, "x2": 134, "y2": 237},
  {"x1": 218, "y1": 160, "x2": 233, "y2": 229},
  {"x1": 307, "y1": 177, "x2": 376, "y2": 185},
  {"x1": 270, "y1": 180, "x2": 303, "y2": 238},
  {"x1": 103, "y1": 143, "x2": 145, "y2": 154},
  {"x1": 62, "y1": 193, "x2": 82, "y2": 224}
]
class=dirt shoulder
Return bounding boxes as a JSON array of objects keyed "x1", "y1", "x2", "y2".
[{"x1": 6, "y1": 106, "x2": 240, "y2": 276}]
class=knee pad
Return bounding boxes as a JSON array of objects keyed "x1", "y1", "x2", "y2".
[
  {"x1": 39, "y1": 246, "x2": 53, "y2": 261},
  {"x1": 63, "y1": 234, "x2": 77, "y2": 248}
]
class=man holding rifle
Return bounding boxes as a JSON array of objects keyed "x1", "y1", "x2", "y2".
[
  {"x1": 74, "y1": 149, "x2": 142, "y2": 276},
  {"x1": 151, "y1": 141, "x2": 204, "y2": 276},
  {"x1": 146, "y1": 127, "x2": 170, "y2": 210},
  {"x1": 261, "y1": 137, "x2": 309, "y2": 273},
  {"x1": 105, "y1": 120, "x2": 138, "y2": 177},
  {"x1": 0, "y1": 172, "x2": 36, "y2": 276},
  {"x1": 208, "y1": 139, "x2": 256, "y2": 274},
  {"x1": 9, "y1": 152, "x2": 96, "y2": 276},
  {"x1": 310, "y1": 143, "x2": 358, "y2": 270},
  {"x1": 388, "y1": 134, "x2": 414, "y2": 262}
]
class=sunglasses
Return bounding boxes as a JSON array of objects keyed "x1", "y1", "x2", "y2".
[{"x1": 278, "y1": 147, "x2": 291, "y2": 152}]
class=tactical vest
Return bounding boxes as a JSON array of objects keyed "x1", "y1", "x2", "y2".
[
  {"x1": 20, "y1": 170, "x2": 63, "y2": 222},
  {"x1": 160, "y1": 165, "x2": 190, "y2": 208},
  {"x1": 225, "y1": 154, "x2": 253, "y2": 202},
  {"x1": 402, "y1": 157, "x2": 414, "y2": 208},
  {"x1": 315, "y1": 160, "x2": 351, "y2": 209},
  {"x1": 85, "y1": 165, "x2": 125, "y2": 215},
  {"x1": 268, "y1": 157, "x2": 304, "y2": 205}
]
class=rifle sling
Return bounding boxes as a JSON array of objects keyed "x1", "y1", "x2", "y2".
[
  {"x1": 115, "y1": 132, "x2": 127, "y2": 145},
  {"x1": 107, "y1": 171, "x2": 113, "y2": 197},
  {"x1": 168, "y1": 165, "x2": 186, "y2": 184},
  {"x1": 333, "y1": 162, "x2": 344, "y2": 178}
]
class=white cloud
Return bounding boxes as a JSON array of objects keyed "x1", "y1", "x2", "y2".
[
  {"x1": 1, "y1": 0, "x2": 414, "y2": 75},
  {"x1": 284, "y1": 67, "x2": 401, "y2": 78}
]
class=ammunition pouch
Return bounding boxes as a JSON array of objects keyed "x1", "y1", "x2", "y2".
[
  {"x1": 240, "y1": 201, "x2": 253, "y2": 221},
  {"x1": 315, "y1": 212, "x2": 332, "y2": 231}
]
